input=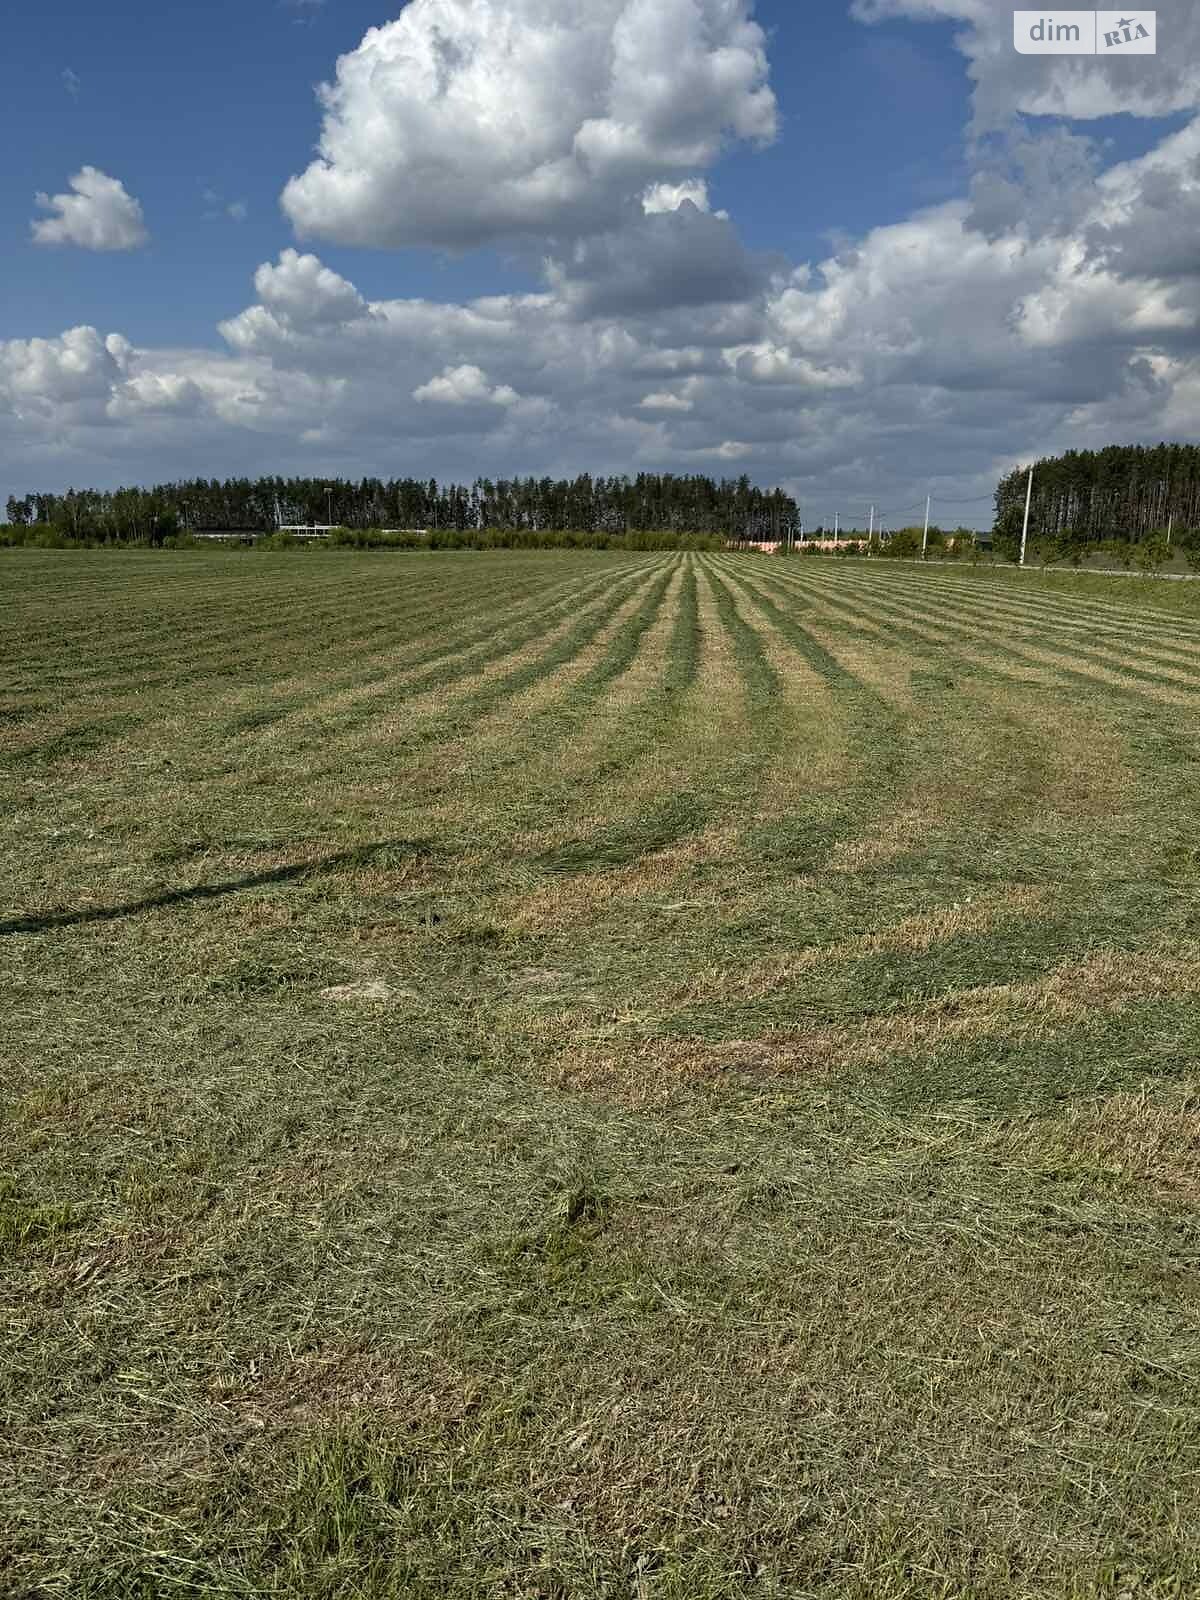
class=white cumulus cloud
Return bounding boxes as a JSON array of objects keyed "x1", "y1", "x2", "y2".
[
  {"x1": 281, "y1": 0, "x2": 776, "y2": 249},
  {"x1": 643, "y1": 179, "x2": 716, "y2": 215},
  {"x1": 414, "y1": 364, "x2": 520, "y2": 406},
  {"x1": 254, "y1": 248, "x2": 368, "y2": 328},
  {"x1": 852, "y1": 0, "x2": 1200, "y2": 128},
  {"x1": 31, "y1": 167, "x2": 149, "y2": 252},
  {"x1": 0, "y1": 327, "x2": 128, "y2": 418},
  {"x1": 640, "y1": 391, "x2": 694, "y2": 411}
]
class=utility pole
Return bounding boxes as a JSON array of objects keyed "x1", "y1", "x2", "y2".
[
  {"x1": 834, "y1": 512, "x2": 839, "y2": 541},
  {"x1": 922, "y1": 493, "x2": 931, "y2": 560},
  {"x1": 1020, "y1": 466, "x2": 1034, "y2": 568},
  {"x1": 326, "y1": 486, "x2": 333, "y2": 528},
  {"x1": 869, "y1": 505, "x2": 875, "y2": 543}
]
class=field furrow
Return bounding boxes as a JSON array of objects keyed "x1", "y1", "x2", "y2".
[
  {"x1": 5, "y1": 548, "x2": 1200, "y2": 1600},
  {"x1": 793, "y1": 566, "x2": 1200, "y2": 704}
]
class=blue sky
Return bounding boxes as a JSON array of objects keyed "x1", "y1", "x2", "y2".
[
  {"x1": 3, "y1": 0, "x2": 979, "y2": 345},
  {"x1": 3, "y1": 0, "x2": 1199, "y2": 529}
]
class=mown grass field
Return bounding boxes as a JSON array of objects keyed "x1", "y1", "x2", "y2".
[{"x1": 4, "y1": 548, "x2": 1200, "y2": 1599}]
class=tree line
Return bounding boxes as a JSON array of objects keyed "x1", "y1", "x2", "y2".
[
  {"x1": 994, "y1": 444, "x2": 1200, "y2": 550},
  {"x1": 4, "y1": 473, "x2": 798, "y2": 544}
]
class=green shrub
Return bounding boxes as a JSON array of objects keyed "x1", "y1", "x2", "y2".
[
  {"x1": 1136, "y1": 534, "x2": 1171, "y2": 576},
  {"x1": 880, "y1": 527, "x2": 922, "y2": 559},
  {"x1": 0, "y1": 522, "x2": 726, "y2": 557},
  {"x1": 0, "y1": 523, "x2": 68, "y2": 549}
]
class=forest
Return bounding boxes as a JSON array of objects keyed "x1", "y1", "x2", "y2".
[
  {"x1": 994, "y1": 443, "x2": 1200, "y2": 551},
  {"x1": 14, "y1": 447, "x2": 1200, "y2": 557},
  {"x1": 3, "y1": 472, "x2": 796, "y2": 544}
]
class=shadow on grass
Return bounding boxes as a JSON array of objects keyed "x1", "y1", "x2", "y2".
[
  {"x1": 0, "y1": 839, "x2": 433, "y2": 937},
  {"x1": 533, "y1": 793, "x2": 711, "y2": 875}
]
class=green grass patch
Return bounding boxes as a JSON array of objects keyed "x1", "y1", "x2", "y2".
[{"x1": 5, "y1": 550, "x2": 1200, "y2": 1597}]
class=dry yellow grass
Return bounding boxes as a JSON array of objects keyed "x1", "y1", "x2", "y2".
[
  {"x1": 587, "y1": 558, "x2": 690, "y2": 717},
  {"x1": 506, "y1": 564, "x2": 863, "y2": 934},
  {"x1": 546, "y1": 944, "x2": 1200, "y2": 1106},
  {"x1": 506, "y1": 828, "x2": 729, "y2": 932},
  {"x1": 468, "y1": 563, "x2": 667, "y2": 736},
  {"x1": 798, "y1": 567, "x2": 1200, "y2": 709},
  {"x1": 505, "y1": 562, "x2": 728, "y2": 859},
  {"x1": 663, "y1": 885, "x2": 1049, "y2": 1007},
  {"x1": 1019, "y1": 1087, "x2": 1200, "y2": 1205},
  {"x1": 864, "y1": 567, "x2": 1200, "y2": 676},
  {"x1": 11, "y1": 551, "x2": 1200, "y2": 1598},
  {"x1": 823, "y1": 808, "x2": 931, "y2": 874},
  {"x1": 356, "y1": 564, "x2": 651, "y2": 747},
  {"x1": 918, "y1": 675, "x2": 1131, "y2": 823},
  {"x1": 713, "y1": 566, "x2": 853, "y2": 797}
]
